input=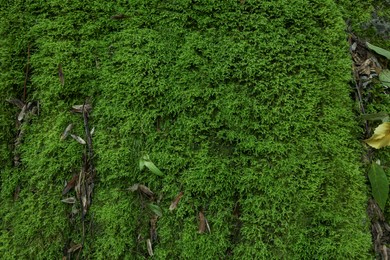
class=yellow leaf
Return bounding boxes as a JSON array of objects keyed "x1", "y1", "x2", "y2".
[{"x1": 365, "y1": 122, "x2": 390, "y2": 149}]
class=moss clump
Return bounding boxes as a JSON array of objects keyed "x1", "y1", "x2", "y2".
[{"x1": 1, "y1": 0, "x2": 371, "y2": 258}]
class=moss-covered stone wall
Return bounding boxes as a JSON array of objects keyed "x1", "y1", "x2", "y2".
[{"x1": 0, "y1": 0, "x2": 372, "y2": 258}]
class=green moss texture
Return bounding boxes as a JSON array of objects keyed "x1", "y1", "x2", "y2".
[{"x1": 0, "y1": 0, "x2": 372, "y2": 259}]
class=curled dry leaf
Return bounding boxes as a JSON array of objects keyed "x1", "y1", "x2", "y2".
[
  {"x1": 70, "y1": 134, "x2": 86, "y2": 145},
  {"x1": 146, "y1": 239, "x2": 153, "y2": 256},
  {"x1": 61, "y1": 197, "x2": 76, "y2": 204},
  {"x1": 169, "y1": 191, "x2": 184, "y2": 211},
  {"x1": 72, "y1": 104, "x2": 92, "y2": 113},
  {"x1": 61, "y1": 124, "x2": 73, "y2": 140},
  {"x1": 365, "y1": 122, "x2": 390, "y2": 149}
]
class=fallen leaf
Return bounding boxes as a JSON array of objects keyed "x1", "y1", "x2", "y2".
[
  {"x1": 111, "y1": 14, "x2": 128, "y2": 20},
  {"x1": 169, "y1": 191, "x2": 184, "y2": 211},
  {"x1": 139, "y1": 184, "x2": 154, "y2": 197},
  {"x1": 58, "y1": 64, "x2": 64, "y2": 85},
  {"x1": 61, "y1": 124, "x2": 73, "y2": 140},
  {"x1": 67, "y1": 243, "x2": 82, "y2": 253},
  {"x1": 62, "y1": 174, "x2": 78, "y2": 195},
  {"x1": 6, "y1": 99, "x2": 25, "y2": 109},
  {"x1": 150, "y1": 215, "x2": 158, "y2": 242},
  {"x1": 364, "y1": 122, "x2": 390, "y2": 149},
  {"x1": 72, "y1": 104, "x2": 92, "y2": 113},
  {"x1": 61, "y1": 197, "x2": 77, "y2": 204},
  {"x1": 198, "y1": 211, "x2": 206, "y2": 234},
  {"x1": 17, "y1": 104, "x2": 27, "y2": 121},
  {"x1": 368, "y1": 162, "x2": 389, "y2": 211},
  {"x1": 90, "y1": 127, "x2": 95, "y2": 136},
  {"x1": 146, "y1": 239, "x2": 153, "y2": 256},
  {"x1": 70, "y1": 134, "x2": 86, "y2": 145},
  {"x1": 148, "y1": 203, "x2": 162, "y2": 217},
  {"x1": 366, "y1": 42, "x2": 390, "y2": 60}
]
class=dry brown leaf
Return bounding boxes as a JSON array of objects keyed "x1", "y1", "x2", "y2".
[
  {"x1": 111, "y1": 14, "x2": 128, "y2": 20},
  {"x1": 365, "y1": 122, "x2": 390, "y2": 149},
  {"x1": 61, "y1": 124, "x2": 73, "y2": 140},
  {"x1": 70, "y1": 134, "x2": 86, "y2": 145},
  {"x1": 169, "y1": 191, "x2": 183, "y2": 211},
  {"x1": 62, "y1": 174, "x2": 78, "y2": 195}
]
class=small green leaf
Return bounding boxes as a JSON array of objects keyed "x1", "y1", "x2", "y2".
[
  {"x1": 379, "y1": 69, "x2": 390, "y2": 88},
  {"x1": 366, "y1": 42, "x2": 390, "y2": 60},
  {"x1": 368, "y1": 162, "x2": 389, "y2": 211},
  {"x1": 362, "y1": 112, "x2": 389, "y2": 122},
  {"x1": 144, "y1": 161, "x2": 163, "y2": 176},
  {"x1": 148, "y1": 203, "x2": 162, "y2": 217}
]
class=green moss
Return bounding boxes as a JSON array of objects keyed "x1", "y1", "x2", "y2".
[{"x1": 1, "y1": 0, "x2": 372, "y2": 258}]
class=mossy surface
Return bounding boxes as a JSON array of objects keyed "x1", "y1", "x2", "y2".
[{"x1": 1, "y1": 0, "x2": 373, "y2": 258}]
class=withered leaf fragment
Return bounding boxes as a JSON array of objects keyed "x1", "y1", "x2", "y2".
[
  {"x1": 62, "y1": 174, "x2": 78, "y2": 195},
  {"x1": 198, "y1": 211, "x2": 206, "y2": 234},
  {"x1": 146, "y1": 239, "x2": 153, "y2": 256},
  {"x1": 58, "y1": 63, "x2": 64, "y2": 85},
  {"x1": 365, "y1": 122, "x2": 390, "y2": 149},
  {"x1": 61, "y1": 197, "x2": 76, "y2": 204},
  {"x1": 6, "y1": 99, "x2": 25, "y2": 109},
  {"x1": 67, "y1": 243, "x2": 82, "y2": 253},
  {"x1": 72, "y1": 104, "x2": 92, "y2": 113},
  {"x1": 169, "y1": 191, "x2": 184, "y2": 211},
  {"x1": 111, "y1": 14, "x2": 128, "y2": 20},
  {"x1": 17, "y1": 104, "x2": 27, "y2": 122},
  {"x1": 61, "y1": 124, "x2": 73, "y2": 140},
  {"x1": 70, "y1": 134, "x2": 86, "y2": 145},
  {"x1": 128, "y1": 183, "x2": 154, "y2": 197},
  {"x1": 150, "y1": 215, "x2": 158, "y2": 242}
]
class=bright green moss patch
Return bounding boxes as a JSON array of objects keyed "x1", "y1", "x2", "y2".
[{"x1": 1, "y1": 0, "x2": 372, "y2": 258}]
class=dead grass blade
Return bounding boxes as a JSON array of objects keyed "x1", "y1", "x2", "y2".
[
  {"x1": 61, "y1": 124, "x2": 73, "y2": 140},
  {"x1": 128, "y1": 183, "x2": 154, "y2": 197},
  {"x1": 169, "y1": 191, "x2": 183, "y2": 211}
]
